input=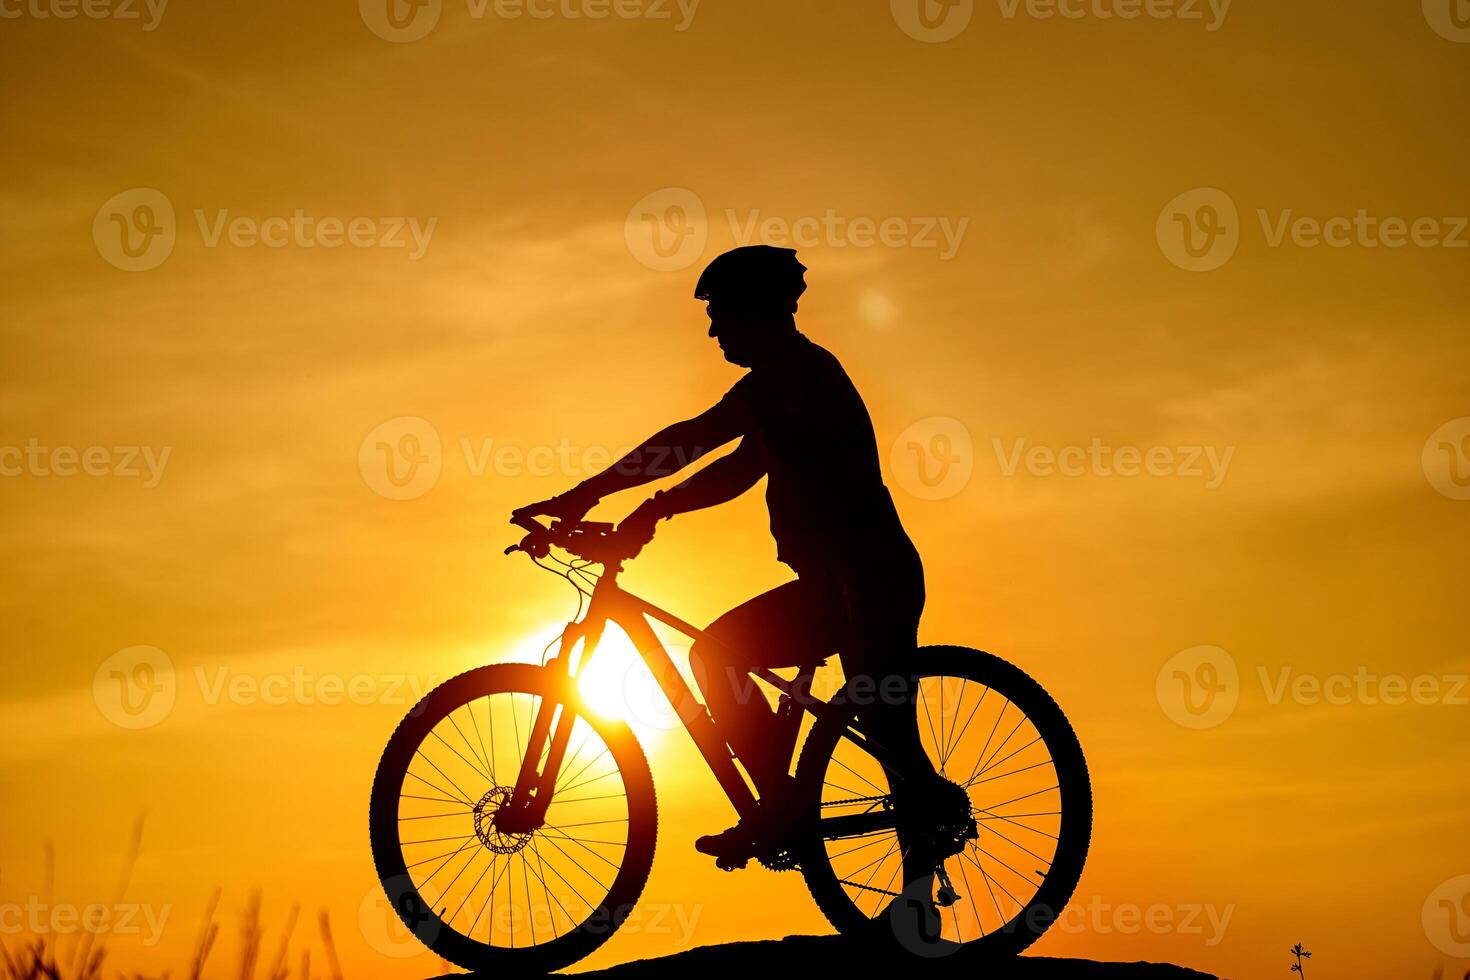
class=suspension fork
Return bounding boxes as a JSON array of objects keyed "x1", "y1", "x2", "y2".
[{"x1": 495, "y1": 606, "x2": 609, "y2": 835}]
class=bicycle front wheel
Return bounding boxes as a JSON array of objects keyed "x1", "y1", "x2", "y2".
[
  {"x1": 794, "y1": 645, "x2": 1091, "y2": 961},
  {"x1": 368, "y1": 663, "x2": 657, "y2": 973}
]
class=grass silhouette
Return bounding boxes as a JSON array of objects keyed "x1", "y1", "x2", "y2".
[
  {"x1": 0, "y1": 819, "x2": 348, "y2": 980},
  {"x1": 0, "y1": 888, "x2": 347, "y2": 980}
]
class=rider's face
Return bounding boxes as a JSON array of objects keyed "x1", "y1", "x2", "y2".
[{"x1": 706, "y1": 300, "x2": 781, "y2": 367}]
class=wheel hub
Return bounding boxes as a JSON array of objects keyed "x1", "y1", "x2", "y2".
[
  {"x1": 473, "y1": 786, "x2": 534, "y2": 855},
  {"x1": 898, "y1": 775, "x2": 977, "y2": 861}
]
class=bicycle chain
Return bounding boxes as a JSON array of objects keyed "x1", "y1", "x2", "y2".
[
  {"x1": 839, "y1": 878, "x2": 900, "y2": 898},
  {"x1": 783, "y1": 796, "x2": 892, "y2": 874},
  {"x1": 822, "y1": 794, "x2": 890, "y2": 808},
  {"x1": 758, "y1": 849, "x2": 800, "y2": 871}
]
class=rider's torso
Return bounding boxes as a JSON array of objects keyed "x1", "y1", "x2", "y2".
[{"x1": 721, "y1": 333, "x2": 917, "y2": 578}]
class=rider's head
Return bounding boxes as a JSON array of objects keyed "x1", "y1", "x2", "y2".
[{"x1": 695, "y1": 246, "x2": 807, "y2": 368}]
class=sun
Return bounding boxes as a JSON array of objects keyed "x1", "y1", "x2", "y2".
[{"x1": 562, "y1": 625, "x2": 677, "y2": 746}]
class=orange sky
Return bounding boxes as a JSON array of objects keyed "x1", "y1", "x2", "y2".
[{"x1": 2, "y1": 1, "x2": 1468, "y2": 978}]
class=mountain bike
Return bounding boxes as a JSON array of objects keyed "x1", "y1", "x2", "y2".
[{"x1": 368, "y1": 515, "x2": 1092, "y2": 973}]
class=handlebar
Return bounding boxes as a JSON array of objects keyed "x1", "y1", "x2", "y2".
[{"x1": 505, "y1": 513, "x2": 630, "y2": 564}]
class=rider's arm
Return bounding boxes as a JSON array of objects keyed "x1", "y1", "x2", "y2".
[
  {"x1": 657, "y1": 433, "x2": 767, "y2": 517},
  {"x1": 564, "y1": 391, "x2": 749, "y2": 507},
  {"x1": 608, "y1": 433, "x2": 765, "y2": 549}
]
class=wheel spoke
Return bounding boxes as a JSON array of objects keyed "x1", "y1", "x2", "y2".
[
  {"x1": 815, "y1": 668, "x2": 1082, "y2": 950},
  {"x1": 970, "y1": 735, "x2": 1045, "y2": 783},
  {"x1": 969, "y1": 757, "x2": 1052, "y2": 787},
  {"x1": 383, "y1": 680, "x2": 639, "y2": 956}
]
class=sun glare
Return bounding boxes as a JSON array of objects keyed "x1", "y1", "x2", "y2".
[{"x1": 574, "y1": 626, "x2": 676, "y2": 745}]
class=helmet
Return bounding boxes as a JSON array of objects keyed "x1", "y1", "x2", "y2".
[{"x1": 693, "y1": 246, "x2": 807, "y2": 312}]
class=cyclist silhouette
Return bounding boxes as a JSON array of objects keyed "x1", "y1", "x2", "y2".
[{"x1": 515, "y1": 245, "x2": 933, "y2": 868}]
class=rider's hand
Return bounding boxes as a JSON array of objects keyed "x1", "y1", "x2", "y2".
[
  {"x1": 615, "y1": 493, "x2": 671, "y2": 557},
  {"x1": 513, "y1": 484, "x2": 600, "y2": 525}
]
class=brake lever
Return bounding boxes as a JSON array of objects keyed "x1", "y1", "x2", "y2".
[
  {"x1": 506, "y1": 512, "x2": 554, "y2": 559},
  {"x1": 510, "y1": 512, "x2": 547, "y2": 534}
]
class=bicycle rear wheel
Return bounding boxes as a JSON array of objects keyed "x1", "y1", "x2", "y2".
[
  {"x1": 794, "y1": 645, "x2": 1091, "y2": 961},
  {"x1": 368, "y1": 663, "x2": 657, "y2": 973}
]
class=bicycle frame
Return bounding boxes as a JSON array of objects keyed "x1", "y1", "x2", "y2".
[
  {"x1": 496, "y1": 558, "x2": 789, "y2": 834},
  {"x1": 494, "y1": 534, "x2": 917, "y2": 846}
]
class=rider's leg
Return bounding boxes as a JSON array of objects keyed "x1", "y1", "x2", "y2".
[
  {"x1": 690, "y1": 580, "x2": 833, "y2": 864},
  {"x1": 690, "y1": 580, "x2": 831, "y2": 793},
  {"x1": 835, "y1": 543, "x2": 940, "y2": 887}
]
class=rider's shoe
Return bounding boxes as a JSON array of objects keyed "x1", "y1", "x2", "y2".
[{"x1": 693, "y1": 820, "x2": 759, "y2": 871}]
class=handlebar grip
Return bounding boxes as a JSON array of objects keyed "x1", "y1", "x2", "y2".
[{"x1": 510, "y1": 512, "x2": 548, "y2": 535}]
